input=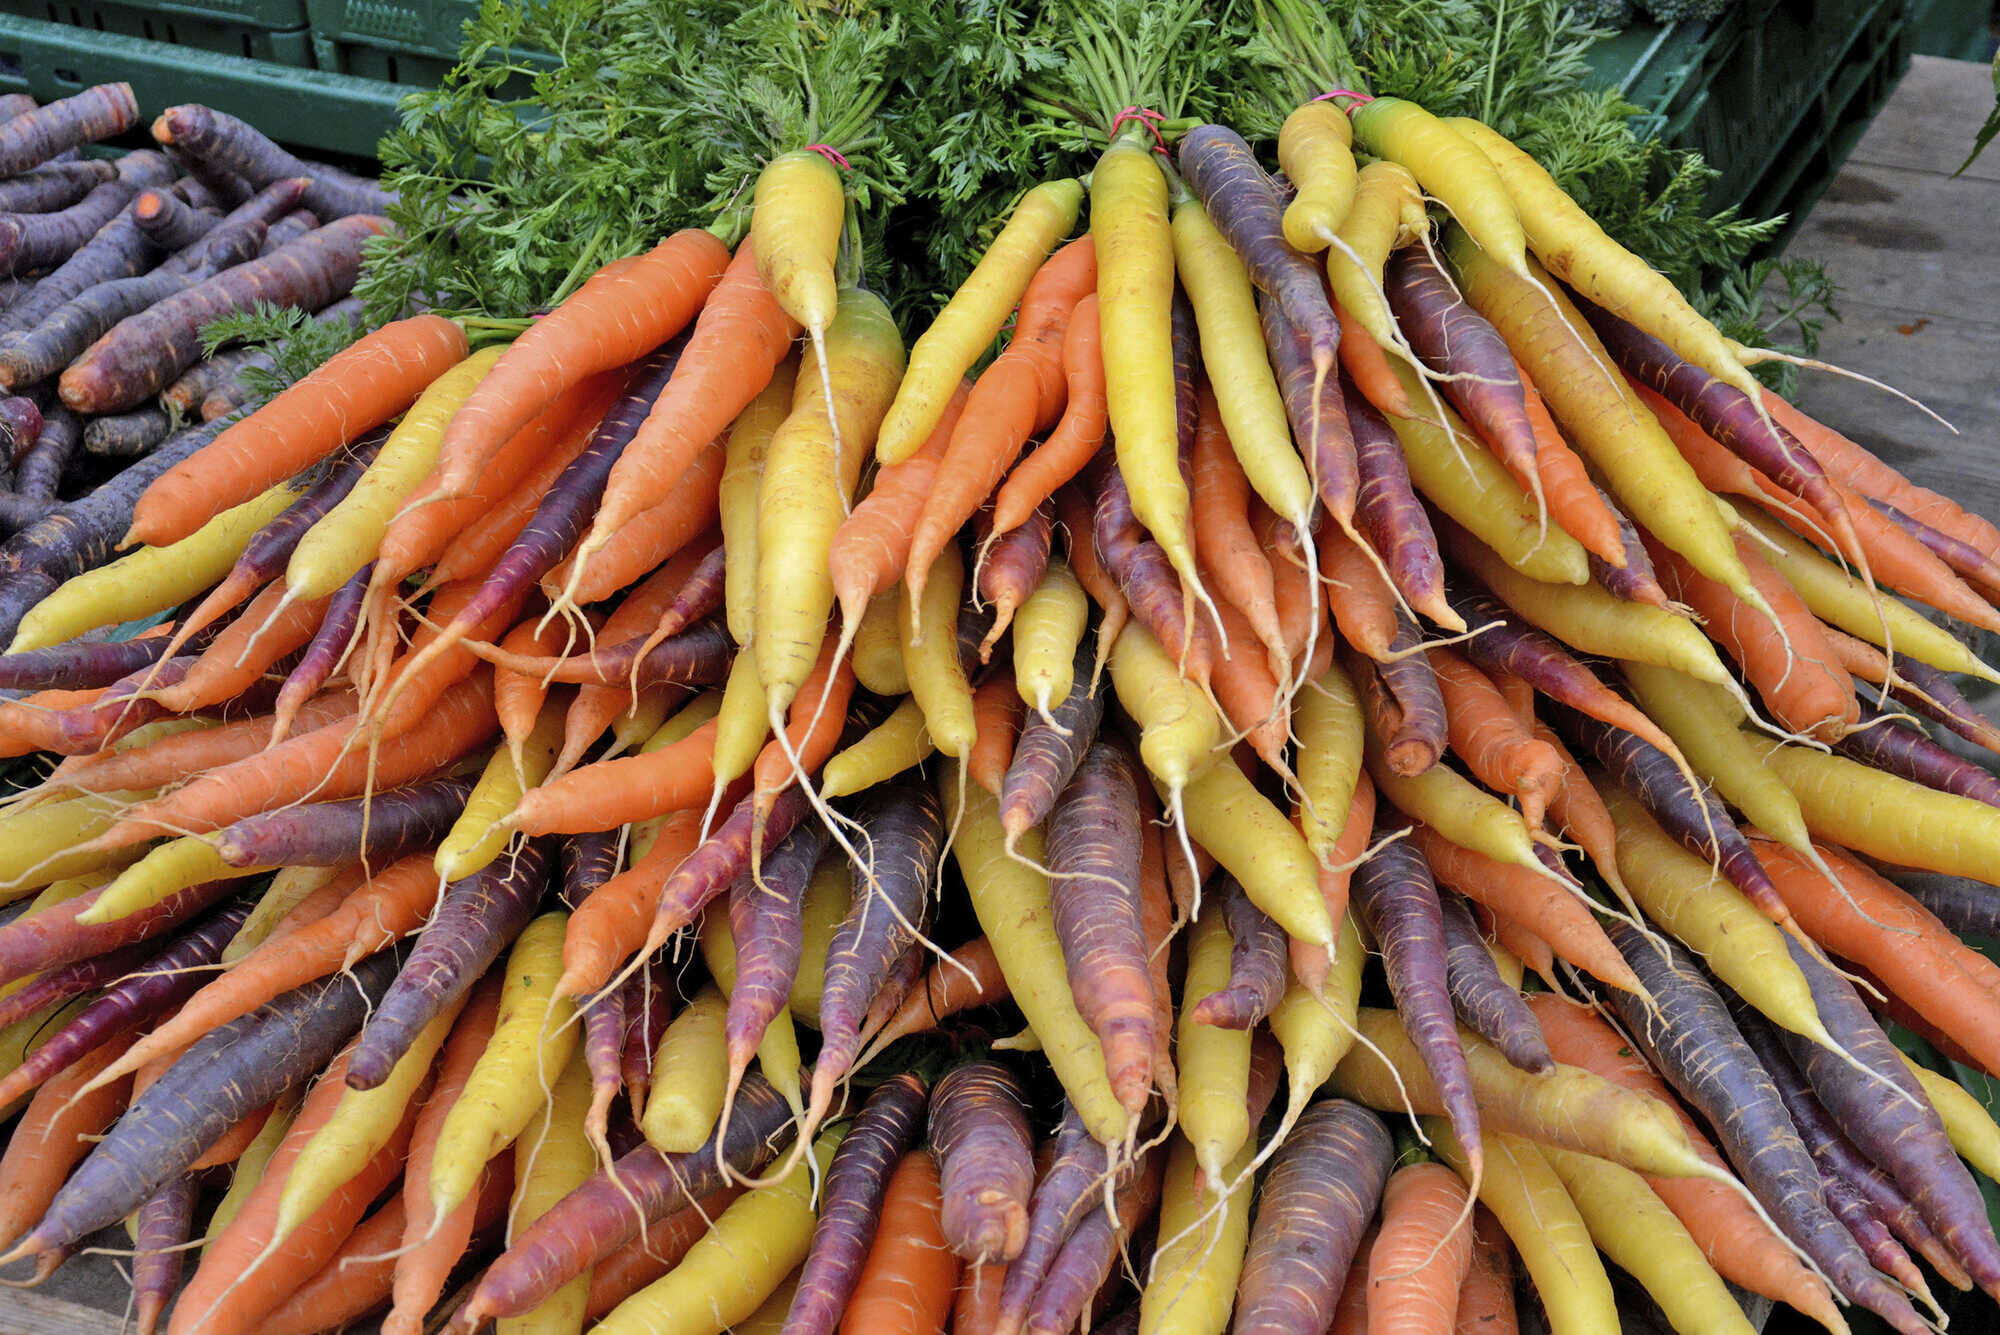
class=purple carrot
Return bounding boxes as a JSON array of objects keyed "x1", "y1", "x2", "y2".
[
  {"x1": 451, "y1": 1067, "x2": 803, "y2": 1330},
  {"x1": 4, "y1": 944, "x2": 404, "y2": 1265},
  {"x1": 1177, "y1": 124, "x2": 1338, "y2": 366},
  {"x1": 1837, "y1": 699, "x2": 2000, "y2": 809},
  {"x1": 1437, "y1": 888, "x2": 1552, "y2": 1073},
  {"x1": 257, "y1": 208, "x2": 321, "y2": 255},
  {"x1": 1172, "y1": 291, "x2": 1199, "y2": 482},
  {"x1": 779, "y1": 1072, "x2": 929, "y2": 1335},
  {"x1": 346, "y1": 838, "x2": 553, "y2": 1090},
  {"x1": 647, "y1": 540, "x2": 727, "y2": 644},
  {"x1": 724, "y1": 818, "x2": 829, "y2": 1095},
  {"x1": 1819, "y1": 1164, "x2": 1935, "y2": 1303},
  {"x1": 1549, "y1": 702, "x2": 1790, "y2": 927},
  {"x1": 131, "y1": 1171, "x2": 196, "y2": 1335},
  {"x1": 470, "y1": 615, "x2": 733, "y2": 689},
  {"x1": 1876, "y1": 868, "x2": 2000, "y2": 939},
  {"x1": 1603, "y1": 924, "x2": 1929, "y2": 1335},
  {"x1": 1260, "y1": 289, "x2": 1358, "y2": 524},
  {"x1": 642, "y1": 783, "x2": 816, "y2": 955},
  {"x1": 999, "y1": 628, "x2": 1103, "y2": 840},
  {"x1": 0, "y1": 223, "x2": 266, "y2": 390},
  {"x1": 556, "y1": 829, "x2": 622, "y2": 911},
  {"x1": 1233, "y1": 1098, "x2": 1393, "y2": 1335},
  {"x1": 58, "y1": 213, "x2": 382, "y2": 413},
  {"x1": 0, "y1": 395, "x2": 37, "y2": 459},
  {"x1": 1868, "y1": 496, "x2": 2000, "y2": 593},
  {"x1": 1591, "y1": 487, "x2": 1671, "y2": 606},
  {"x1": 1874, "y1": 653, "x2": 2000, "y2": 755},
  {"x1": 163, "y1": 344, "x2": 270, "y2": 415},
  {"x1": 0, "y1": 937, "x2": 150, "y2": 1029},
  {"x1": 0, "y1": 197, "x2": 160, "y2": 339},
  {"x1": 977, "y1": 498, "x2": 1052, "y2": 658},
  {"x1": 1021, "y1": 1146, "x2": 1164, "y2": 1335},
  {"x1": 159, "y1": 142, "x2": 251, "y2": 209},
  {"x1": 1733, "y1": 998, "x2": 1966, "y2": 1292},
  {"x1": 32, "y1": 654, "x2": 197, "y2": 754},
  {"x1": 0, "y1": 876, "x2": 241, "y2": 988},
  {"x1": 163, "y1": 177, "x2": 310, "y2": 277},
  {"x1": 580, "y1": 979, "x2": 626, "y2": 1153},
  {"x1": 153, "y1": 104, "x2": 396, "y2": 220},
  {"x1": 993, "y1": 1106, "x2": 1105, "y2": 1335},
  {"x1": 0, "y1": 150, "x2": 176, "y2": 277},
  {"x1": 130, "y1": 186, "x2": 219, "y2": 251},
  {"x1": 81, "y1": 406, "x2": 176, "y2": 459},
  {"x1": 0, "y1": 160, "x2": 115, "y2": 214},
  {"x1": 1189, "y1": 877, "x2": 1286, "y2": 1030},
  {"x1": 210, "y1": 775, "x2": 474, "y2": 867},
  {"x1": 1575, "y1": 292, "x2": 1869, "y2": 570},
  {"x1": 807, "y1": 778, "x2": 945, "y2": 1132},
  {"x1": 1349, "y1": 371, "x2": 1453, "y2": 627},
  {"x1": 1092, "y1": 458, "x2": 1200, "y2": 671},
  {"x1": 0, "y1": 899, "x2": 251, "y2": 1107},
  {"x1": 1777, "y1": 933, "x2": 2000, "y2": 1298},
  {"x1": 620, "y1": 956, "x2": 674, "y2": 1116},
  {"x1": 1351, "y1": 830, "x2": 1481, "y2": 1170},
  {"x1": 1385, "y1": 245, "x2": 1540, "y2": 485},
  {"x1": 445, "y1": 340, "x2": 687, "y2": 644},
  {"x1": 0, "y1": 629, "x2": 176, "y2": 691},
  {"x1": 0, "y1": 84, "x2": 138, "y2": 176},
  {"x1": 272, "y1": 561, "x2": 371, "y2": 743},
  {"x1": 1046, "y1": 739, "x2": 1154, "y2": 1112},
  {"x1": 931, "y1": 1060, "x2": 1035, "y2": 1264},
  {"x1": 857, "y1": 936, "x2": 925, "y2": 1044},
  {"x1": 1377, "y1": 610, "x2": 1448, "y2": 771}
]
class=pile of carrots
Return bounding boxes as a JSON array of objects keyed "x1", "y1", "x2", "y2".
[
  {"x1": 0, "y1": 60, "x2": 1995, "y2": 1335},
  {"x1": 0, "y1": 85, "x2": 390, "y2": 519}
]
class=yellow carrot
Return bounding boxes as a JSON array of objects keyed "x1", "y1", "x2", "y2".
[
  {"x1": 438, "y1": 701, "x2": 563, "y2": 881},
  {"x1": 820, "y1": 696, "x2": 933, "y2": 799},
  {"x1": 1179, "y1": 909, "x2": 1252, "y2": 1185}
]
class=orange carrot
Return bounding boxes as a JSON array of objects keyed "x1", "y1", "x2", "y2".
[
  {"x1": 383, "y1": 973, "x2": 504, "y2": 1335},
  {"x1": 0, "y1": 684, "x2": 110, "y2": 756},
  {"x1": 543, "y1": 434, "x2": 723, "y2": 605},
  {"x1": 129, "y1": 314, "x2": 470, "y2": 547},
  {"x1": 44, "y1": 689, "x2": 355, "y2": 794},
  {"x1": 0, "y1": 1033, "x2": 132, "y2": 1250},
  {"x1": 1754, "y1": 838, "x2": 2000, "y2": 1076},
  {"x1": 1207, "y1": 593, "x2": 1290, "y2": 773},
  {"x1": 148, "y1": 584, "x2": 332, "y2": 715},
  {"x1": 1410, "y1": 825, "x2": 1639, "y2": 993},
  {"x1": 1428, "y1": 647, "x2": 1563, "y2": 830},
  {"x1": 953, "y1": 1263, "x2": 1007, "y2": 1335},
  {"x1": 511, "y1": 719, "x2": 718, "y2": 835},
  {"x1": 1193, "y1": 381, "x2": 1285, "y2": 668},
  {"x1": 1472, "y1": 900, "x2": 1555, "y2": 987},
  {"x1": 841, "y1": 1151, "x2": 961, "y2": 1335},
  {"x1": 1292, "y1": 774, "x2": 1375, "y2": 993},
  {"x1": 434, "y1": 230, "x2": 729, "y2": 497},
  {"x1": 1526, "y1": 993, "x2": 1845, "y2": 1333},
  {"x1": 750, "y1": 640, "x2": 854, "y2": 828},
  {"x1": 994, "y1": 290, "x2": 1106, "y2": 535},
  {"x1": 1530, "y1": 724, "x2": 1627, "y2": 896},
  {"x1": 1054, "y1": 484, "x2": 1127, "y2": 668},
  {"x1": 101, "y1": 672, "x2": 496, "y2": 847},
  {"x1": 582, "y1": 1188, "x2": 749, "y2": 1321},
  {"x1": 1319, "y1": 518, "x2": 1400, "y2": 661},
  {"x1": 1452, "y1": 1209, "x2": 1518, "y2": 1335},
  {"x1": 1332, "y1": 1224, "x2": 1378, "y2": 1335},
  {"x1": 1258, "y1": 504, "x2": 1317, "y2": 665},
  {"x1": 169, "y1": 1047, "x2": 422, "y2": 1335},
  {"x1": 585, "y1": 237, "x2": 800, "y2": 562},
  {"x1": 969, "y1": 669, "x2": 1024, "y2": 797},
  {"x1": 260, "y1": 1180, "x2": 497, "y2": 1335},
  {"x1": 1336, "y1": 302, "x2": 1416, "y2": 418},
  {"x1": 856, "y1": 937, "x2": 1008, "y2": 1058},
  {"x1": 102, "y1": 857, "x2": 439, "y2": 1083},
  {"x1": 1368, "y1": 1162, "x2": 1473, "y2": 1335},
  {"x1": 188, "y1": 1102, "x2": 275, "y2": 1170},
  {"x1": 831, "y1": 381, "x2": 972, "y2": 626},
  {"x1": 1516, "y1": 361, "x2": 1626, "y2": 566},
  {"x1": 558, "y1": 810, "x2": 705, "y2": 999},
  {"x1": 905, "y1": 239, "x2": 1094, "y2": 607},
  {"x1": 493, "y1": 618, "x2": 575, "y2": 767}
]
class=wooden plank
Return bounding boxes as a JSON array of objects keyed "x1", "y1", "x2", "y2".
[
  {"x1": 1784, "y1": 162, "x2": 2000, "y2": 325},
  {"x1": 0, "y1": 1286, "x2": 125, "y2": 1335},
  {"x1": 1847, "y1": 54, "x2": 2000, "y2": 183}
]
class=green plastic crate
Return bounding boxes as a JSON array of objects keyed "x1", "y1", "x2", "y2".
[
  {"x1": 1587, "y1": 0, "x2": 1918, "y2": 233},
  {"x1": 305, "y1": 0, "x2": 548, "y2": 88},
  {"x1": 0, "y1": 11, "x2": 408, "y2": 157},
  {"x1": 0, "y1": 0, "x2": 311, "y2": 64}
]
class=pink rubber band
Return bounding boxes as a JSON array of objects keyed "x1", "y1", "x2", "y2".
[
  {"x1": 1108, "y1": 105, "x2": 1169, "y2": 154},
  {"x1": 1313, "y1": 89, "x2": 1374, "y2": 108},
  {"x1": 804, "y1": 143, "x2": 852, "y2": 171}
]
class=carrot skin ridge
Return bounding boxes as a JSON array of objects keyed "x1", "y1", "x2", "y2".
[
  {"x1": 1437, "y1": 888, "x2": 1552, "y2": 1072},
  {"x1": 1233, "y1": 1098, "x2": 1394, "y2": 1335},
  {"x1": 130, "y1": 1171, "x2": 196, "y2": 1335},
  {"x1": 726, "y1": 818, "x2": 828, "y2": 1069},
  {"x1": 930, "y1": 1060, "x2": 1035, "y2": 1264},
  {"x1": 1602, "y1": 924, "x2": 1928, "y2": 1334},
  {"x1": 780, "y1": 1071, "x2": 929, "y2": 1335},
  {"x1": 0, "y1": 899, "x2": 251, "y2": 1107},
  {"x1": 346, "y1": 838, "x2": 551, "y2": 1090},
  {"x1": 20, "y1": 945, "x2": 404, "y2": 1259},
  {"x1": 212, "y1": 775, "x2": 474, "y2": 867},
  {"x1": 455, "y1": 1067, "x2": 799, "y2": 1326}
]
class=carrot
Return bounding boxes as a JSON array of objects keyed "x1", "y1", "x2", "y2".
[
  {"x1": 1428, "y1": 648, "x2": 1562, "y2": 830},
  {"x1": 1021, "y1": 1146, "x2": 1162, "y2": 1335},
  {"x1": 1348, "y1": 368, "x2": 1456, "y2": 624},
  {"x1": 829, "y1": 378, "x2": 969, "y2": 629},
  {"x1": 584, "y1": 1188, "x2": 747, "y2": 1321},
  {"x1": 969, "y1": 671, "x2": 1025, "y2": 796},
  {"x1": 995, "y1": 292, "x2": 1105, "y2": 534},
  {"x1": 1320, "y1": 518, "x2": 1402, "y2": 661},
  {"x1": 1599, "y1": 925, "x2": 1929, "y2": 1334},
  {"x1": 1191, "y1": 382, "x2": 1284, "y2": 667},
  {"x1": 1368, "y1": 1161, "x2": 1474, "y2": 1335},
  {"x1": 977, "y1": 502, "x2": 1053, "y2": 658},
  {"x1": 856, "y1": 937, "x2": 1007, "y2": 1059},
  {"x1": 1179, "y1": 748, "x2": 1333, "y2": 947},
  {"x1": 100, "y1": 671, "x2": 496, "y2": 848},
  {"x1": 1837, "y1": 698, "x2": 2000, "y2": 808},
  {"x1": 1232, "y1": 1098, "x2": 1393, "y2": 1335},
  {"x1": 907, "y1": 238, "x2": 1091, "y2": 602},
  {"x1": 1765, "y1": 742, "x2": 2000, "y2": 884},
  {"x1": 835, "y1": 1149, "x2": 960, "y2": 1335},
  {"x1": 0, "y1": 1032, "x2": 132, "y2": 1250},
  {"x1": 1437, "y1": 890, "x2": 1550, "y2": 1075},
  {"x1": 1142, "y1": 1129, "x2": 1255, "y2": 1335}
]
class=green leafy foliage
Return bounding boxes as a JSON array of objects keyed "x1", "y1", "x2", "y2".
[{"x1": 197, "y1": 302, "x2": 367, "y2": 409}]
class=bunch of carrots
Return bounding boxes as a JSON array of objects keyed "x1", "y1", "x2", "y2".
[
  {"x1": 0, "y1": 45, "x2": 1995, "y2": 1335},
  {"x1": 0, "y1": 86, "x2": 393, "y2": 521}
]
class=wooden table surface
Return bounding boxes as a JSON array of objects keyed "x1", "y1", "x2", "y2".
[{"x1": 3, "y1": 50, "x2": 1996, "y2": 1335}]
